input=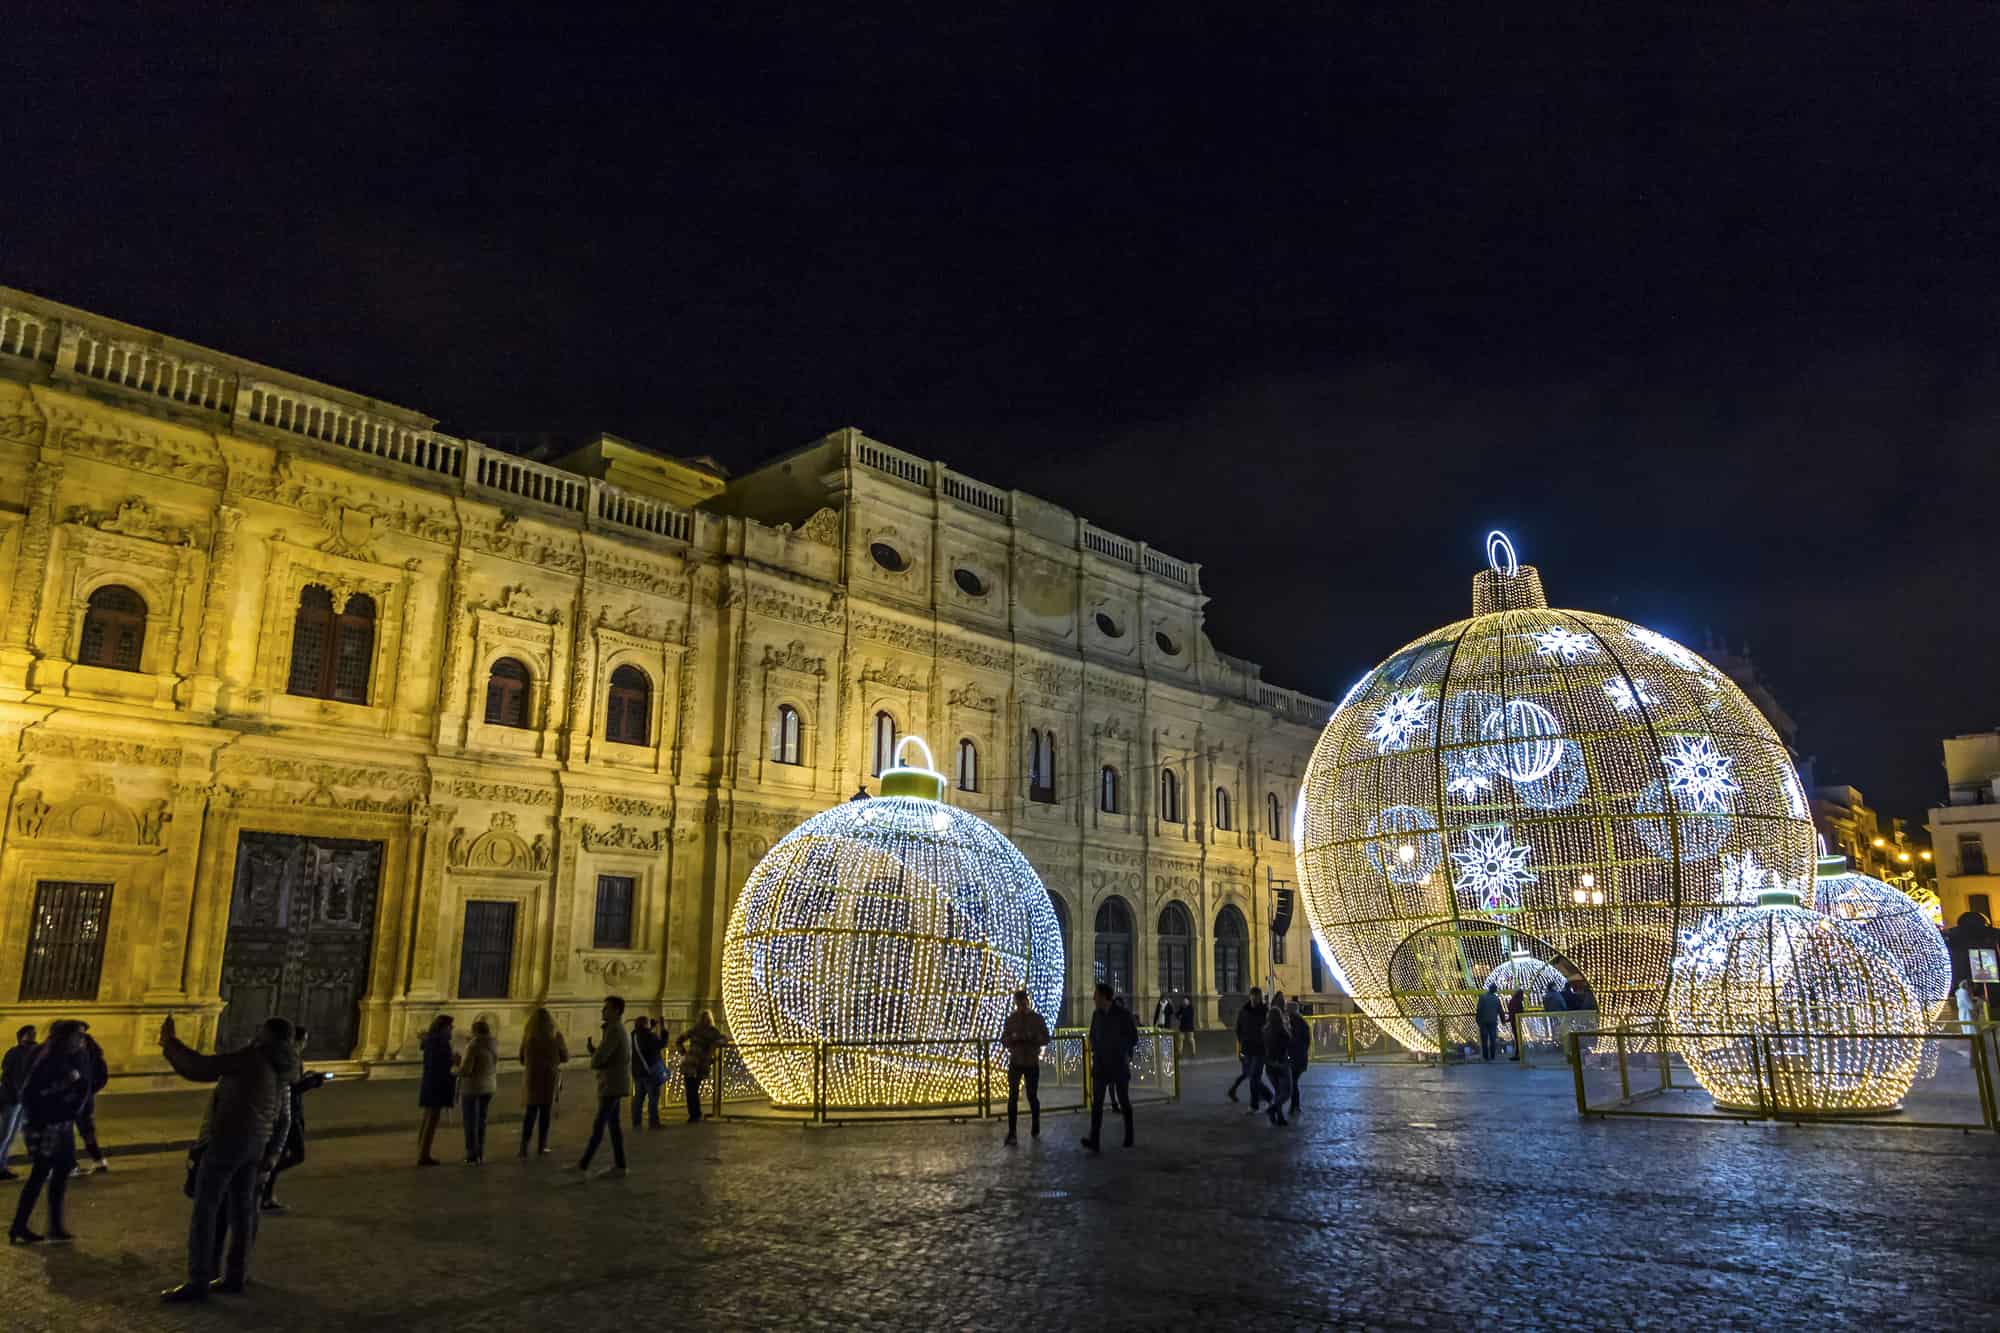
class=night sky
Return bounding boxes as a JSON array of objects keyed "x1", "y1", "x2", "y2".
[{"x1": 7, "y1": 10, "x2": 1999, "y2": 822}]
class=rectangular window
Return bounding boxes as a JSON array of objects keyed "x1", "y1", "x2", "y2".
[
  {"x1": 1970, "y1": 894, "x2": 1993, "y2": 927},
  {"x1": 458, "y1": 901, "x2": 517, "y2": 999},
  {"x1": 20, "y1": 881, "x2": 113, "y2": 1001},
  {"x1": 593, "y1": 875, "x2": 636, "y2": 950},
  {"x1": 1960, "y1": 834, "x2": 1988, "y2": 877}
]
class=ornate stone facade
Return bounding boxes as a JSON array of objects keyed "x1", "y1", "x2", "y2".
[{"x1": 0, "y1": 287, "x2": 1331, "y2": 1071}]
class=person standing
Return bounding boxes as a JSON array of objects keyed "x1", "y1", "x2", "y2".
[
  {"x1": 1228, "y1": 987, "x2": 1270, "y2": 1108},
  {"x1": 1285, "y1": 999, "x2": 1310, "y2": 1116},
  {"x1": 630, "y1": 1017, "x2": 667, "y2": 1129},
  {"x1": 7, "y1": 1020, "x2": 90, "y2": 1245},
  {"x1": 675, "y1": 1010, "x2": 723, "y2": 1123},
  {"x1": 1506, "y1": 989, "x2": 1526, "y2": 1061},
  {"x1": 518, "y1": 1008, "x2": 568, "y2": 1157},
  {"x1": 457, "y1": 1020, "x2": 498, "y2": 1164},
  {"x1": 575, "y1": 996, "x2": 631, "y2": 1176},
  {"x1": 0, "y1": 1024, "x2": 35, "y2": 1181},
  {"x1": 1080, "y1": 982, "x2": 1137, "y2": 1153},
  {"x1": 261, "y1": 1029, "x2": 328, "y2": 1211},
  {"x1": 1262, "y1": 1000, "x2": 1292, "y2": 1125},
  {"x1": 1958, "y1": 979, "x2": 1983, "y2": 1033},
  {"x1": 415, "y1": 1015, "x2": 458, "y2": 1167},
  {"x1": 157, "y1": 1014, "x2": 296, "y2": 1302},
  {"x1": 1000, "y1": 988, "x2": 1049, "y2": 1145},
  {"x1": 1176, "y1": 996, "x2": 1196, "y2": 1059},
  {"x1": 1476, "y1": 985, "x2": 1503, "y2": 1062},
  {"x1": 70, "y1": 1024, "x2": 111, "y2": 1177}
]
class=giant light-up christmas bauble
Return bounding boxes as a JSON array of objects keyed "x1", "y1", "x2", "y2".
[
  {"x1": 1668, "y1": 888, "x2": 1926, "y2": 1113},
  {"x1": 1811, "y1": 853, "x2": 1953, "y2": 1017},
  {"x1": 1297, "y1": 533, "x2": 1818, "y2": 1053},
  {"x1": 721, "y1": 738, "x2": 1064, "y2": 1109}
]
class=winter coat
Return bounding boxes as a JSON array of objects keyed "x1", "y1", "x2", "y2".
[
  {"x1": 1262, "y1": 1010, "x2": 1290, "y2": 1063},
  {"x1": 418, "y1": 1029, "x2": 458, "y2": 1108},
  {"x1": 1287, "y1": 1015, "x2": 1311, "y2": 1068},
  {"x1": 164, "y1": 1035, "x2": 295, "y2": 1162},
  {"x1": 19, "y1": 1046, "x2": 91, "y2": 1130},
  {"x1": 0, "y1": 1041, "x2": 34, "y2": 1109},
  {"x1": 1234, "y1": 1000, "x2": 1267, "y2": 1055},
  {"x1": 519, "y1": 1028, "x2": 569, "y2": 1105},
  {"x1": 82, "y1": 1034, "x2": 109, "y2": 1093},
  {"x1": 1177, "y1": 1003, "x2": 1195, "y2": 1033},
  {"x1": 1088, "y1": 1005, "x2": 1138, "y2": 1082},
  {"x1": 457, "y1": 1034, "x2": 499, "y2": 1098},
  {"x1": 1475, "y1": 991, "x2": 1503, "y2": 1027},
  {"x1": 1506, "y1": 993, "x2": 1525, "y2": 1020},
  {"x1": 590, "y1": 1019, "x2": 633, "y2": 1099},
  {"x1": 1543, "y1": 985, "x2": 1567, "y2": 1012},
  {"x1": 632, "y1": 1025, "x2": 667, "y2": 1083},
  {"x1": 678, "y1": 1023, "x2": 723, "y2": 1082},
  {"x1": 1001, "y1": 1009, "x2": 1050, "y2": 1071}
]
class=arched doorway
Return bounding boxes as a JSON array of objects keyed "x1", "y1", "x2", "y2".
[
  {"x1": 1094, "y1": 896, "x2": 1133, "y2": 1000},
  {"x1": 1157, "y1": 902, "x2": 1193, "y2": 1008},
  {"x1": 1214, "y1": 903, "x2": 1249, "y2": 1027},
  {"x1": 1049, "y1": 890, "x2": 1072, "y2": 1028}
]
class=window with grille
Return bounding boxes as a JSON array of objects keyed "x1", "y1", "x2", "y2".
[
  {"x1": 1161, "y1": 769, "x2": 1181, "y2": 823},
  {"x1": 605, "y1": 665, "x2": 651, "y2": 745},
  {"x1": 20, "y1": 881, "x2": 113, "y2": 1001},
  {"x1": 1028, "y1": 728, "x2": 1055, "y2": 803},
  {"x1": 77, "y1": 585, "x2": 146, "y2": 671},
  {"x1": 1100, "y1": 766, "x2": 1119, "y2": 813},
  {"x1": 957, "y1": 739, "x2": 978, "y2": 792},
  {"x1": 873, "y1": 711, "x2": 897, "y2": 776},
  {"x1": 1214, "y1": 904, "x2": 1248, "y2": 994},
  {"x1": 484, "y1": 657, "x2": 532, "y2": 728},
  {"x1": 1215, "y1": 787, "x2": 1232, "y2": 831},
  {"x1": 1093, "y1": 896, "x2": 1132, "y2": 996},
  {"x1": 594, "y1": 875, "x2": 636, "y2": 950},
  {"x1": 773, "y1": 705, "x2": 803, "y2": 764},
  {"x1": 458, "y1": 901, "x2": 517, "y2": 999},
  {"x1": 286, "y1": 585, "x2": 376, "y2": 703},
  {"x1": 1157, "y1": 902, "x2": 1192, "y2": 995}
]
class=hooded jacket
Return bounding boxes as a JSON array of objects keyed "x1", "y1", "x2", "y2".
[{"x1": 165, "y1": 1034, "x2": 295, "y2": 1162}]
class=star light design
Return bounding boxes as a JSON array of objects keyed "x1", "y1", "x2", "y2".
[
  {"x1": 1625, "y1": 626, "x2": 1705, "y2": 672},
  {"x1": 1530, "y1": 626, "x2": 1600, "y2": 664},
  {"x1": 1603, "y1": 677, "x2": 1659, "y2": 713},
  {"x1": 1445, "y1": 764, "x2": 1494, "y2": 801},
  {"x1": 1366, "y1": 690, "x2": 1435, "y2": 754},
  {"x1": 1661, "y1": 736, "x2": 1740, "y2": 811},
  {"x1": 1718, "y1": 849, "x2": 1774, "y2": 905},
  {"x1": 1450, "y1": 824, "x2": 1538, "y2": 912}
]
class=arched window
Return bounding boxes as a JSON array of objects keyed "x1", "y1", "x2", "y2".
[
  {"x1": 1093, "y1": 896, "x2": 1133, "y2": 998},
  {"x1": 873, "y1": 711, "x2": 897, "y2": 776},
  {"x1": 605, "y1": 665, "x2": 651, "y2": 745},
  {"x1": 287, "y1": 585, "x2": 376, "y2": 703},
  {"x1": 773, "y1": 704, "x2": 803, "y2": 765},
  {"x1": 957, "y1": 739, "x2": 978, "y2": 792},
  {"x1": 1049, "y1": 891, "x2": 1073, "y2": 1028},
  {"x1": 1214, "y1": 787, "x2": 1232, "y2": 831},
  {"x1": 1157, "y1": 902, "x2": 1193, "y2": 998},
  {"x1": 1214, "y1": 904, "x2": 1249, "y2": 998},
  {"x1": 1160, "y1": 768, "x2": 1182, "y2": 824},
  {"x1": 483, "y1": 657, "x2": 532, "y2": 728},
  {"x1": 1267, "y1": 792, "x2": 1283, "y2": 841},
  {"x1": 77, "y1": 584, "x2": 146, "y2": 671},
  {"x1": 1028, "y1": 728, "x2": 1055, "y2": 804},
  {"x1": 1099, "y1": 765, "x2": 1120, "y2": 814}
]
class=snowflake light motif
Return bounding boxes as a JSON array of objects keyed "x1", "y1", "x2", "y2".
[
  {"x1": 1625, "y1": 626, "x2": 1706, "y2": 672},
  {"x1": 1603, "y1": 677, "x2": 1659, "y2": 713},
  {"x1": 1446, "y1": 765, "x2": 1494, "y2": 801},
  {"x1": 1718, "y1": 850, "x2": 1774, "y2": 905},
  {"x1": 1367, "y1": 690, "x2": 1435, "y2": 755},
  {"x1": 1530, "y1": 626, "x2": 1601, "y2": 664},
  {"x1": 1661, "y1": 736, "x2": 1741, "y2": 811},
  {"x1": 1450, "y1": 825, "x2": 1538, "y2": 912}
]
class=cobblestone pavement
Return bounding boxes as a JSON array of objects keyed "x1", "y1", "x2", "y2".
[{"x1": 4, "y1": 1058, "x2": 1995, "y2": 1332}]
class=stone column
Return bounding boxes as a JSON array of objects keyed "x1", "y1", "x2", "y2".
[{"x1": 0, "y1": 453, "x2": 62, "y2": 695}]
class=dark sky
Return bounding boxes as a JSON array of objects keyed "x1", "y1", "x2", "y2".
[{"x1": 7, "y1": 9, "x2": 1999, "y2": 823}]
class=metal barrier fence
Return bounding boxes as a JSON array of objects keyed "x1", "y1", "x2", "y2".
[
  {"x1": 684, "y1": 1027, "x2": 1181, "y2": 1126},
  {"x1": 1297, "y1": 1007, "x2": 1599, "y2": 1066},
  {"x1": 1571, "y1": 1021, "x2": 2000, "y2": 1132}
]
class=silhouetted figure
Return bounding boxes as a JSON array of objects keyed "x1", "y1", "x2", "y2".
[
  {"x1": 0, "y1": 1024, "x2": 36, "y2": 1180},
  {"x1": 1285, "y1": 999, "x2": 1310, "y2": 1115},
  {"x1": 676, "y1": 1010, "x2": 723, "y2": 1123},
  {"x1": 1228, "y1": 986, "x2": 1271, "y2": 1108},
  {"x1": 518, "y1": 1008, "x2": 568, "y2": 1157},
  {"x1": 1080, "y1": 982, "x2": 1137, "y2": 1153},
  {"x1": 262, "y1": 1027, "x2": 327, "y2": 1210},
  {"x1": 8, "y1": 1020, "x2": 89, "y2": 1245},
  {"x1": 1262, "y1": 991, "x2": 1292, "y2": 1125},
  {"x1": 630, "y1": 1017, "x2": 667, "y2": 1129},
  {"x1": 1507, "y1": 989, "x2": 1526, "y2": 1061},
  {"x1": 70, "y1": 1026, "x2": 111, "y2": 1176},
  {"x1": 575, "y1": 996, "x2": 631, "y2": 1176},
  {"x1": 1176, "y1": 996, "x2": 1196, "y2": 1058},
  {"x1": 415, "y1": 1015, "x2": 458, "y2": 1166},
  {"x1": 458, "y1": 1019, "x2": 498, "y2": 1163},
  {"x1": 1476, "y1": 985, "x2": 1503, "y2": 1062},
  {"x1": 1001, "y1": 988, "x2": 1049, "y2": 1144}
]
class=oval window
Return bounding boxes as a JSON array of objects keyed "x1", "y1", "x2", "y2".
[
  {"x1": 1094, "y1": 612, "x2": 1124, "y2": 638},
  {"x1": 953, "y1": 567, "x2": 987, "y2": 597},
  {"x1": 869, "y1": 542, "x2": 908, "y2": 573},
  {"x1": 1155, "y1": 631, "x2": 1180, "y2": 655}
]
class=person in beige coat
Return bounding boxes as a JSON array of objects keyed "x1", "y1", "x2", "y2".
[
  {"x1": 517, "y1": 1008, "x2": 568, "y2": 1159},
  {"x1": 571, "y1": 996, "x2": 631, "y2": 1177},
  {"x1": 457, "y1": 1021, "x2": 499, "y2": 1164}
]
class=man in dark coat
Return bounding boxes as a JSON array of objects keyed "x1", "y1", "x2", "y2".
[
  {"x1": 71, "y1": 1026, "x2": 111, "y2": 1175},
  {"x1": 1475, "y1": 985, "x2": 1503, "y2": 1062},
  {"x1": 1227, "y1": 987, "x2": 1270, "y2": 1108},
  {"x1": 1080, "y1": 982, "x2": 1138, "y2": 1153},
  {"x1": 1285, "y1": 999, "x2": 1310, "y2": 1116},
  {"x1": 158, "y1": 1015, "x2": 296, "y2": 1302},
  {"x1": 0, "y1": 1024, "x2": 35, "y2": 1180}
]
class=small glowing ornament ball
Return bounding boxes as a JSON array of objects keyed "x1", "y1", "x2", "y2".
[
  {"x1": 1296, "y1": 532, "x2": 1817, "y2": 1053},
  {"x1": 1668, "y1": 886, "x2": 1926, "y2": 1113},
  {"x1": 1811, "y1": 853, "x2": 1953, "y2": 1017},
  {"x1": 721, "y1": 737, "x2": 1064, "y2": 1108}
]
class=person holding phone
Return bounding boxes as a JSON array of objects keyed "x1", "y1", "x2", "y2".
[{"x1": 263, "y1": 1029, "x2": 330, "y2": 1211}]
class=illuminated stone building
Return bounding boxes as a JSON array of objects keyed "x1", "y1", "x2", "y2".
[{"x1": 0, "y1": 286, "x2": 1329, "y2": 1072}]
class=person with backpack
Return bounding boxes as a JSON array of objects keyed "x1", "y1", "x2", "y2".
[
  {"x1": 1080, "y1": 982, "x2": 1137, "y2": 1153},
  {"x1": 675, "y1": 1010, "x2": 723, "y2": 1124}
]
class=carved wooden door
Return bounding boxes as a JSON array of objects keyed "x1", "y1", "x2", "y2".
[{"x1": 217, "y1": 833, "x2": 383, "y2": 1060}]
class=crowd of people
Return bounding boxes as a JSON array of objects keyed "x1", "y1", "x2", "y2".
[{"x1": 1225, "y1": 987, "x2": 1312, "y2": 1125}]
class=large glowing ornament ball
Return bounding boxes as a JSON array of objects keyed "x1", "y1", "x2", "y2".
[
  {"x1": 1296, "y1": 531, "x2": 1818, "y2": 1054},
  {"x1": 1811, "y1": 854, "x2": 1953, "y2": 1016},
  {"x1": 1668, "y1": 887, "x2": 1926, "y2": 1114},
  {"x1": 720, "y1": 737, "x2": 1065, "y2": 1109}
]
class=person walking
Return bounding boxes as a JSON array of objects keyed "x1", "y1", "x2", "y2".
[
  {"x1": 69, "y1": 1024, "x2": 111, "y2": 1177},
  {"x1": 1176, "y1": 995, "x2": 1196, "y2": 1059},
  {"x1": 415, "y1": 1015, "x2": 458, "y2": 1167},
  {"x1": 1285, "y1": 999, "x2": 1310, "y2": 1116},
  {"x1": 1506, "y1": 988, "x2": 1526, "y2": 1061},
  {"x1": 675, "y1": 1010, "x2": 723, "y2": 1123},
  {"x1": 1262, "y1": 1000, "x2": 1292, "y2": 1125},
  {"x1": 458, "y1": 1019, "x2": 499, "y2": 1164},
  {"x1": 1227, "y1": 987, "x2": 1270, "y2": 1108},
  {"x1": 518, "y1": 1008, "x2": 568, "y2": 1157},
  {"x1": 1000, "y1": 988, "x2": 1049, "y2": 1145},
  {"x1": 1476, "y1": 984, "x2": 1503, "y2": 1062},
  {"x1": 0, "y1": 1024, "x2": 35, "y2": 1180},
  {"x1": 630, "y1": 1017, "x2": 667, "y2": 1129},
  {"x1": 8, "y1": 1020, "x2": 90, "y2": 1245},
  {"x1": 575, "y1": 996, "x2": 631, "y2": 1176},
  {"x1": 261, "y1": 1028, "x2": 329, "y2": 1211},
  {"x1": 157, "y1": 1014, "x2": 296, "y2": 1302},
  {"x1": 1080, "y1": 982, "x2": 1137, "y2": 1153}
]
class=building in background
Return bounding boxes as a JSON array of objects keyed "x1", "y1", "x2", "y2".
[
  {"x1": 0, "y1": 286, "x2": 1331, "y2": 1076},
  {"x1": 1929, "y1": 732, "x2": 2000, "y2": 933},
  {"x1": 1812, "y1": 784, "x2": 1935, "y2": 896}
]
